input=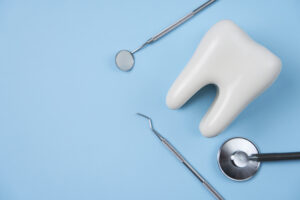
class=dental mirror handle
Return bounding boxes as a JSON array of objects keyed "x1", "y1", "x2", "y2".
[
  {"x1": 132, "y1": 0, "x2": 216, "y2": 54},
  {"x1": 150, "y1": 0, "x2": 216, "y2": 42},
  {"x1": 249, "y1": 152, "x2": 300, "y2": 162}
]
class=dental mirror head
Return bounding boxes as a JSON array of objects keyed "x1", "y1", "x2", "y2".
[
  {"x1": 115, "y1": 50, "x2": 135, "y2": 71},
  {"x1": 217, "y1": 137, "x2": 260, "y2": 181}
]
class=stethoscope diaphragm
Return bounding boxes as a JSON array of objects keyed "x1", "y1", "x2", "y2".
[
  {"x1": 218, "y1": 137, "x2": 260, "y2": 181},
  {"x1": 218, "y1": 137, "x2": 300, "y2": 181}
]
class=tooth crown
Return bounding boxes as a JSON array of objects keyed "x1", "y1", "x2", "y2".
[{"x1": 166, "y1": 20, "x2": 282, "y2": 137}]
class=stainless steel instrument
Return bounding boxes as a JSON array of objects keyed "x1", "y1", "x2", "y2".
[
  {"x1": 137, "y1": 113, "x2": 224, "y2": 200},
  {"x1": 115, "y1": 0, "x2": 217, "y2": 71},
  {"x1": 218, "y1": 137, "x2": 300, "y2": 181}
]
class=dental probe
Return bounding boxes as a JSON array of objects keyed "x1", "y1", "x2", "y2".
[
  {"x1": 115, "y1": 0, "x2": 217, "y2": 71},
  {"x1": 137, "y1": 113, "x2": 224, "y2": 200}
]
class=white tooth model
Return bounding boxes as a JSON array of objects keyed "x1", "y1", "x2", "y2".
[{"x1": 166, "y1": 20, "x2": 282, "y2": 137}]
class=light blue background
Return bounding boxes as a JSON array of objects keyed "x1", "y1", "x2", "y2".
[{"x1": 0, "y1": 0, "x2": 300, "y2": 199}]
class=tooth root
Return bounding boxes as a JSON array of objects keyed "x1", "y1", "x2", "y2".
[
  {"x1": 166, "y1": 20, "x2": 282, "y2": 137},
  {"x1": 166, "y1": 60, "x2": 210, "y2": 109},
  {"x1": 199, "y1": 88, "x2": 247, "y2": 137}
]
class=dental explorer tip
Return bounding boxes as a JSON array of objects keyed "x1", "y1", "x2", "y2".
[
  {"x1": 137, "y1": 113, "x2": 164, "y2": 141},
  {"x1": 136, "y1": 113, "x2": 153, "y2": 129},
  {"x1": 136, "y1": 113, "x2": 156, "y2": 132},
  {"x1": 136, "y1": 112, "x2": 149, "y2": 119}
]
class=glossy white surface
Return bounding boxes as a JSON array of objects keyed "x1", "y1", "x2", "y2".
[{"x1": 166, "y1": 20, "x2": 282, "y2": 137}]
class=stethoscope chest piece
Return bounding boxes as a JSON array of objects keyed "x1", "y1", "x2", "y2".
[{"x1": 217, "y1": 137, "x2": 260, "y2": 181}]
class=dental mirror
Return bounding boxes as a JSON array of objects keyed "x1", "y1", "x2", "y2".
[
  {"x1": 115, "y1": 0, "x2": 216, "y2": 71},
  {"x1": 115, "y1": 50, "x2": 135, "y2": 71},
  {"x1": 218, "y1": 137, "x2": 300, "y2": 181}
]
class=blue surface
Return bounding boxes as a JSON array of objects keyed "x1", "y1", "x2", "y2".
[{"x1": 0, "y1": 0, "x2": 300, "y2": 199}]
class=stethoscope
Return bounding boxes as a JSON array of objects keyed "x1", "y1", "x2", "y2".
[{"x1": 218, "y1": 137, "x2": 300, "y2": 181}]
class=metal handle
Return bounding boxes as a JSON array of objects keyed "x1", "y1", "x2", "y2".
[
  {"x1": 249, "y1": 152, "x2": 300, "y2": 162},
  {"x1": 132, "y1": 0, "x2": 216, "y2": 54},
  {"x1": 149, "y1": 0, "x2": 216, "y2": 43},
  {"x1": 162, "y1": 139, "x2": 224, "y2": 200}
]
